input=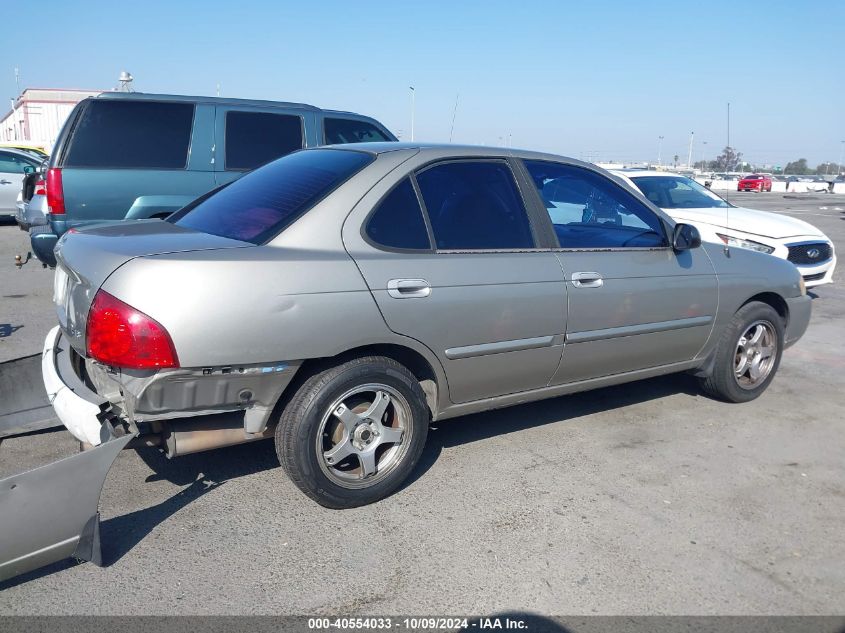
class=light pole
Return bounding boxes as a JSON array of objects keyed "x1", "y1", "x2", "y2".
[
  {"x1": 657, "y1": 136, "x2": 664, "y2": 166},
  {"x1": 409, "y1": 86, "x2": 415, "y2": 142},
  {"x1": 838, "y1": 140, "x2": 844, "y2": 176},
  {"x1": 687, "y1": 131, "x2": 694, "y2": 169},
  {"x1": 701, "y1": 141, "x2": 708, "y2": 170}
]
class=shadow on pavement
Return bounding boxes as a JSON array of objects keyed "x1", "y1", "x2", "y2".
[
  {"x1": 402, "y1": 372, "x2": 700, "y2": 491},
  {"x1": 1, "y1": 372, "x2": 700, "y2": 587}
]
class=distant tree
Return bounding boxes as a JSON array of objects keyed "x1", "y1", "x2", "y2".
[
  {"x1": 815, "y1": 162, "x2": 841, "y2": 175},
  {"x1": 784, "y1": 158, "x2": 809, "y2": 175},
  {"x1": 673, "y1": 154, "x2": 679, "y2": 167},
  {"x1": 714, "y1": 146, "x2": 742, "y2": 171}
]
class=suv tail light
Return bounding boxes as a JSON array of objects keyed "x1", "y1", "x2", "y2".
[
  {"x1": 34, "y1": 179, "x2": 46, "y2": 196},
  {"x1": 87, "y1": 290, "x2": 179, "y2": 369},
  {"x1": 46, "y1": 167, "x2": 65, "y2": 214}
]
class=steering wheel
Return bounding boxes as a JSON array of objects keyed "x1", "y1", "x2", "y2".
[{"x1": 621, "y1": 229, "x2": 663, "y2": 247}]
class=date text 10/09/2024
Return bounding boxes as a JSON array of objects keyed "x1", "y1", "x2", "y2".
[{"x1": 307, "y1": 617, "x2": 529, "y2": 630}]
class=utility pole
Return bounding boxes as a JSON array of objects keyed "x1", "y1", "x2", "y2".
[
  {"x1": 657, "y1": 135, "x2": 664, "y2": 166},
  {"x1": 687, "y1": 131, "x2": 694, "y2": 169},
  {"x1": 409, "y1": 86, "x2": 415, "y2": 142},
  {"x1": 449, "y1": 93, "x2": 459, "y2": 143}
]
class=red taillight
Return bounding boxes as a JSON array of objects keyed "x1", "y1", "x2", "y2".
[
  {"x1": 86, "y1": 290, "x2": 179, "y2": 369},
  {"x1": 46, "y1": 167, "x2": 65, "y2": 215},
  {"x1": 34, "y1": 179, "x2": 46, "y2": 196}
]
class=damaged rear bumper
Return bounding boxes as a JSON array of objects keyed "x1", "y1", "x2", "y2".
[{"x1": 41, "y1": 325, "x2": 114, "y2": 446}]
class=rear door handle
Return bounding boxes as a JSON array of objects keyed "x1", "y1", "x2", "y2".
[
  {"x1": 387, "y1": 278, "x2": 431, "y2": 299},
  {"x1": 571, "y1": 272, "x2": 603, "y2": 288}
]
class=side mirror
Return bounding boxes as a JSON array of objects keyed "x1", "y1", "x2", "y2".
[
  {"x1": 23, "y1": 165, "x2": 36, "y2": 175},
  {"x1": 673, "y1": 223, "x2": 701, "y2": 251}
]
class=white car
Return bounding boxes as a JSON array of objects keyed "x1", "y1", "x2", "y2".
[{"x1": 612, "y1": 170, "x2": 836, "y2": 288}]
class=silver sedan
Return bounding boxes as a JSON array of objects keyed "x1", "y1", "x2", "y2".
[{"x1": 45, "y1": 143, "x2": 811, "y2": 508}]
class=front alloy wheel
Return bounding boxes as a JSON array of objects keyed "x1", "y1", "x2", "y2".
[
  {"x1": 699, "y1": 301, "x2": 784, "y2": 403},
  {"x1": 733, "y1": 320, "x2": 777, "y2": 389}
]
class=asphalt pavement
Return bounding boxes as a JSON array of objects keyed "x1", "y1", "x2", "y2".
[{"x1": 0, "y1": 195, "x2": 843, "y2": 615}]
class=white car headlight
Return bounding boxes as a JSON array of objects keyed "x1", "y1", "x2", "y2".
[{"x1": 715, "y1": 233, "x2": 775, "y2": 254}]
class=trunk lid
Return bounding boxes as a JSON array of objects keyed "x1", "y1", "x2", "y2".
[{"x1": 54, "y1": 220, "x2": 250, "y2": 352}]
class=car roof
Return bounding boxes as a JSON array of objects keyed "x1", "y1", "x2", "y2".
[
  {"x1": 95, "y1": 91, "x2": 322, "y2": 112},
  {"x1": 319, "y1": 141, "x2": 594, "y2": 166},
  {"x1": 0, "y1": 146, "x2": 44, "y2": 161}
]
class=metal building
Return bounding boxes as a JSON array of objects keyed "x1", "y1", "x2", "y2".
[{"x1": 1, "y1": 88, "x2": 104, "y2": 152}]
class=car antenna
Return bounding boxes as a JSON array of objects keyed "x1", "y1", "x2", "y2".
[{"x1": 724, "y1": 101, "x2": 731, "y2": 255}]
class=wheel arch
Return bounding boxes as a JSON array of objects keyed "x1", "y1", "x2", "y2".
[
  {"x1": 742, "y1": 292, "x2": 789, "y2": 328},
  {"x1": 277, "y1": 342, "x2": 447, "y2": 422}
]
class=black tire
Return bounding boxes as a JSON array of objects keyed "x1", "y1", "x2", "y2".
[
  {"x1": 275, "y1": 356, "x2": 429, "y2": 508},
  {"x1": 699, "y1": 301, "x2": 785, "y2": 403}
]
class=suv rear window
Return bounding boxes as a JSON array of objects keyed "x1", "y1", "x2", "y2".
[
  {"x1": 225, "y1": 111, "x2": 304, "y2": 170},
  {"x1": 171, "y1": 149, "x2": 373, "y2": 244},
  {"x1": 324, "y1": 118, "x2": 392, "y2": 144},
  {"x1": 64, "y1": 100, "x2": 194, "y2": 169}
]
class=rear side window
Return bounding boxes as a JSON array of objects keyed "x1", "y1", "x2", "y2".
[
  {"x1": 324, "y1": 118, "x2": 392, "y2": 144},
  {"x1": 415, "y1": 161, "x2": 534, "y2": 250},
  {"x1": 366, "y1": 178, "x2": 430, "y2": 250},
  {"x1": 225, "y1": 111, "x2": 303, "y2": 170},
  {"x1": 172, "y1": 149, "x2": 373, "y2": 244},
  {"x1": 64, "y1": 100, "x2": 194, "y2": 168}
]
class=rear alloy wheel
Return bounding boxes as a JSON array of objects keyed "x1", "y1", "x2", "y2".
[
  {"x1": 275, "y1": 356, "x2": 429, "y2": 508},
  {"x1": 699, "y1": 301, "x2": 784, "y2": 403}
]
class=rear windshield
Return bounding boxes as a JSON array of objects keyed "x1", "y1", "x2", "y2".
[
  {"x1": 171, "y1": 149, "x2": 374, "y2": 244},
  {"x1": 64, "y1": 100, "x2": 195, "y2": 169}
]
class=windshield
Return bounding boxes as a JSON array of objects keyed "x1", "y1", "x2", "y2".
[
  {"x1": 630, "y1": 175, "x2": 731, "y2": 209},
  {"x1": 171, "y1": 149, "x2": 374, "y2": 244}
]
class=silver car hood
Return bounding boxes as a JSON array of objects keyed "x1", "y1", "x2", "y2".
[{"x1": 54, "y1": 220, "x2": 251, "y2": 351}]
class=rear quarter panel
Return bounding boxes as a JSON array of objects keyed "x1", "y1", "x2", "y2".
[{"x1": 100, "y1": 247, "x2": 389, "y2": 367}]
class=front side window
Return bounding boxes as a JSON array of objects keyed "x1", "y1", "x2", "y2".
[
  {"x1": 324, "y1": 118, "x2": 392, "y2": 144},
  {"x1": 631, "y1": 176, "x2": 730, "y2": 209},
  {"x1": 524, "y1": 161, "x2": 667, "y2": 249},
  {"x1": 172, "y1": 149, "x2": 373, "y2": 244},
  {"x1": 0, "y1": 151, "x2": 36, "y2": 173},
  {"x1": 65, "y1": 100, "x2": 194, "y2": 169},
  {"x1": 225, "y1": 111, "x2": 304, "y2": 171},
  {"x1": 366, "y1": 178, "x2": 431, "y2": 250},
  {"x1": 415, "y1": 161, "x2": 534, "y2": 250}
]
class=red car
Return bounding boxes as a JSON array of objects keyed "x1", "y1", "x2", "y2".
[{"x1": 738, "y1": 173, "x2": 772, "y2": 192}]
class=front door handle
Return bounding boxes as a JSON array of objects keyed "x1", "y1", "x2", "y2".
[
  {"x1": 387, "y1": 278, "x2": 431, "y2": 299},
  {"x1": 571, "y1": 272, "x2": 603, "y2": 288},
  {"x1": 0, "y1": 179, "x2": 14, "y2": 185}
]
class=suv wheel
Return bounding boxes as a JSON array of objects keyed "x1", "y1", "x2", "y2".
[
  {"x1": 275, "y1": 356, "x2": 429, "y2": 508},
  {"x1": 699, "y1": 301, "x2": 784, "y2": 403}
]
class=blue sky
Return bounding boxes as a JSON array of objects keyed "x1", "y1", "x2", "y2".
[{"x1": 6, "y1": 0, "x2": 843, "y2": 166}]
